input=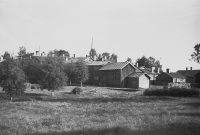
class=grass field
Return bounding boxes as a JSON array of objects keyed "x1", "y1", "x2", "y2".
[{"x1": 0, "y1": 86, "x2": 200, "y2": 135}]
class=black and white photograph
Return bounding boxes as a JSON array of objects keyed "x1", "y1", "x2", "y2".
[{"x1": 0, "y1": 0, "x2": 200, "y2": 134}]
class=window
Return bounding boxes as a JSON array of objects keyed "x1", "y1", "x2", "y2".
[
  {"x1": 109, "y1": 73, "x2": 117, "y2": 80},
  {"x1": 113, "y1": 73, "x2": 117, "y2": 79},
  {"x1": 94, "y1": 76, "x2": 99, "y2": 80}
]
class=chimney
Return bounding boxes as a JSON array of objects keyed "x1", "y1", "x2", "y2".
[
  {"x1": 74, "y1": 54, "x2": 75, "y2": 58},
  {"x1": 136, "y1": 63, "x2": 138, "y2": 67},
  {"x1": 190, "y1": 67, "x2": 192, "y2": 70},
  {"x1": 93, "y1": 55, "x2": 96, "y2": 61},
  {"x1": 65, "y1": 56, "x2": 69, "y2": 61},
  {"x1": 63, "y1": 54, "x2": 65, "y2": 57},
  {"x1": 158, "y1": 67, "x2": 160, "y2": 74},
  {"x1": 152, "y1": 67, "x2": 155, "y2": 73},
  {"x1": 166, "y1": 68, "x2": 169, "y2": 73},
  {"x1": 36, "y1": 51, "x2": 39, "y2": 56},
  {"x1": 86, "y1": 55, "x2": 88, "y2": 57},
  {"x1": 104, "y1": 56, "x2": 107, "y2": 61},
  {"x1": 186, "y1": 67, "x2": 188, "y2": 71}
]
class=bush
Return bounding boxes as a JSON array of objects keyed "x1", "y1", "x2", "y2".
[
  {"x1": 71, "y1": 87, "x2": 83, "y2": 94},
  {"x1": 168, "y1": 82, "x2": 191, "y2": 89},
  {"x1": 143, "y1": 88, "x2": 200, "y2": 97}
]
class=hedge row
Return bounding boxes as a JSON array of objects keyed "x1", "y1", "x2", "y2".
[{"x1": 143, "y1": 88, "x2": 200, "y2": 97}]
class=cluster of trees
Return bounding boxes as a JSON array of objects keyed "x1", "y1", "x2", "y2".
[
  {"x1": 126, "y1": 56, "x2": 162, "y2": 73},
  {"x1": 89, "y1": 48, "x2": 118, "y2": 61},
  {"x1": 0, "y1": 46, "x2": 89, "y2": 100}
]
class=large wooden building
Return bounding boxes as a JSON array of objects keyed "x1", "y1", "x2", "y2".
[{"x1": 99, "y1": 62, "x2": 150, "y2": 88}]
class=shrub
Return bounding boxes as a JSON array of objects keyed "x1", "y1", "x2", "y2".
[
  {"x1": 168, "y1": 82, "x2": 191, "y2": 89},
  {"x1": 143, "y1": 88, "x2": 200, "y2": 97},
  {"x1": 71, "y1": 87, "x2": 83, "y2": 94}
]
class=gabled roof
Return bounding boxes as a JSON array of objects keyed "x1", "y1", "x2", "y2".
[
  {"x1": 66, "y1": 56, "x2": 94, "y2": 63},
  {"x1": 164, "y1": 72, "x2": 186, "y2": 79},
  {"x1": 100, "y1": 61, "x2": 136, "y2": 71},
  {"x1": 177, "y1": 70, "x2": 200, "y2": 77},
  {"x1": 33, "y1": 56, "x2": 46, "y2": 62},
  {"x1": 87, "y1": 61, "x2": 111, "y2": 66},
  {"x1": 128, "y1": 72, "x2": 145, "y2": 78}
]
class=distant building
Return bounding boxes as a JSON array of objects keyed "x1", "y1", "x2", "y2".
[
  {"x1": 156, "y1": 69, "x2": 186, "y2": 86},
  {"x1": 177, "y1": 67, "x2": 200, "y2": 87}
]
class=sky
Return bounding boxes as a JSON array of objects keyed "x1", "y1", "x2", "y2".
[{"x1": 0, "y1": 0, "x2": 200, "y2": 72}]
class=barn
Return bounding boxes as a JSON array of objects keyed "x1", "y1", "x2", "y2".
[
  {"x1": 127, "y1": 72, "x2": 150, "y2": 89},
  {"x1": 99, "y1": 61, "x2": 149, "y2": 88}
]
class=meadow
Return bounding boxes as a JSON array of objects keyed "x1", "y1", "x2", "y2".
[{"x1": 0, "y1": 86, "x2": 200, "y2": 135}]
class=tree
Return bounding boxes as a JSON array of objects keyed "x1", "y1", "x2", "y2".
[
  {"x1": 127, "y1": 57, "x2": 132, "y2": 63},
  {"x1": 110, "y1": 53, "x2": 118, "y2": 62},
  {"x1": 74, "y1": 60, "x2": 89, "y2": 87},
  {"x1": 102, "y1": 52, "x2": 110, "y2": 59},
  {"x1": 89, "y1": 48, "x2": 97, "y2": 59},
  {"x1": 18, "y1": 46, "x2": 26, "y2": 56},
  {"x1": 2, "y1": 52, "x2": 10, "y2": 60},
  {"x1": 38, "y1": 56, "x2": 68, "y2": 96},
  {"x1": 64, "y1": 62, "x2": 77, "y2": 85},
  {"x1": 48, "y1": 49, "x2": 70, "y2": 57},
  {"x1": 136, "y1": 56, "x2": 162, "y2": 73},
  {"x1": 0, "y1": 58, "x2": 26, "y2": 101},
  {"x1": 190, "y1": 43, "x2": 200, "y2": 63}
]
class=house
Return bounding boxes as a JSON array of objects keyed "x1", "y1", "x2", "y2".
[
  {"x1": 126, "y1": 72, "x2": 150, "y2": 89},
  {"x1": 156, "y1": 69, "x2": 186, "y2": 86},
  {"x1": 66, "y1": 55, "x2": 114, "y2": 85},
  {"x1": 87, "y1": 61, "x2": 112, "y2": 85},
  {"x1": 139, "y1": 66, "x2": 160, "y2": 84},
  {"x1": 177, "y1": 67, "x2": 200, "y2": 87},
  {"x1": 99, "y1": 61, "x2": 149, "y2": 88}
]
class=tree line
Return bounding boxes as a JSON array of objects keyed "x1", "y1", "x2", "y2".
[{"x1": 0, "y1": 46, "x2": 89, "y2": 100}]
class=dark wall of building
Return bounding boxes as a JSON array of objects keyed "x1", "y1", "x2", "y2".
[
  {"x1": 156, "y1": 73, "x2": 173, "y2": 86},
  {"x1": 120, "y1": 64, "x2": 136, "y2": 87},
  {"x1": 87, "y1": 65, "x2": 103, "y2": 85},
  {"x1": 195, "y1": 73, "x2": 200, "y2": 87},
  {"x1": 100, "y1": 70, "x2": 121, "y2": 87}
]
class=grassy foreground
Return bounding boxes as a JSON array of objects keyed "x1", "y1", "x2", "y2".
[{"x1": 0, "y1": 86, "x2": 200, "y2": 135}]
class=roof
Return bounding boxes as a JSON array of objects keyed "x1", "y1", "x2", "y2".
[
  {"x1": 165, "y1": 72, "x2": 186, "y2": 79},
  {"x1": 139, "y1": 66, "x2": 159, "y2": 75},
  {"x1": 87, "y1": 61, "x2": 111, "y2": 66},
  {"x1": 127, "y1": 72, "x2": 145, "y2": 78},
  {"x1": 66, "y1": 56, "x2": 94, "y2": 63},
  {"x1": 177, "y1": 70, "x2": 200, "y2": 77},
  {"x1": 100, "y1": 61, "x2": 136, "y2": 71},
  {"x1": 33, "y1": 56, "x2": 46, "y2": 62}
]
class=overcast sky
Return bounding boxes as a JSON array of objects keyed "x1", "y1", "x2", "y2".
[{"x1": 0, "y1": 0, "x2": 199, "y2": 71}]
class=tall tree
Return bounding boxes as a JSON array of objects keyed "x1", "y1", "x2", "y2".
[
  {"x1": 136, "y1": 56, "x2": 162, "y2": 72},
  {"x1": 0, "y1": 58, "x2": 26, "y2": 101},
  {"x1": 64, "y1": 62, "x2": 77, "y2": 85},
  {"x1": 74, "y1": 60, "x2": 89, "y2": 87},
  {"x1": 190, "y1": 43, "x2": 200, "y2": 63},
  {"x1": 89, "y1": 48, "x2": 97, "y2": 59},
  {"x1": 38, "y1": 56, "x2": 68, "y2": 96},
  {"x1": 110, "y1": 53, "x2": 118, "y2": 62},
  {"x1": 18, "y1": 46, "x2": 26, "y2": 56},
  {"x1": 102, "y1": 52, "x2": 110, "y2": 59},
  {"x1": 2, "y1": 52, "x2": 10, "y2": 60}
]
